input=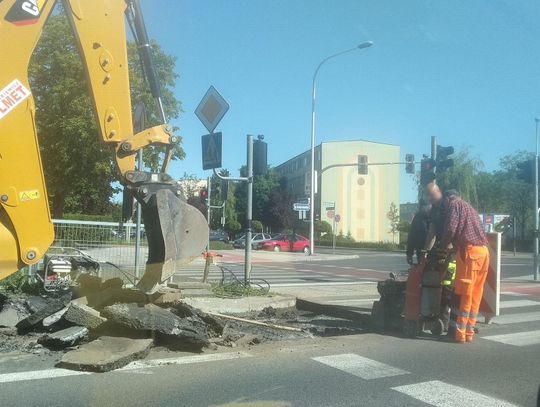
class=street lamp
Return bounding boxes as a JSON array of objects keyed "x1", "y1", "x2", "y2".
[
  {"x1": 309, "y1": 41, "x2": 373, "y2": 255},
  {"x1": 535, "y1": 118, "x2": 539, "y2": 281}
]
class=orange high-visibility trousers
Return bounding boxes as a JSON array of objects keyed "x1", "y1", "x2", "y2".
[{"x1": 449, "y1": 245, "x2": 489, "y2": 343}]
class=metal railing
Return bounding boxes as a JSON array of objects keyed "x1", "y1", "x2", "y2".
[{"x1": 52, "y1": 219, "x2": 148, "y2": 281}]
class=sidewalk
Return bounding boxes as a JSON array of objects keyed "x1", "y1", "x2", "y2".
[{"x1": 274, "y1": 283, "x2": 379, "y2": 322}]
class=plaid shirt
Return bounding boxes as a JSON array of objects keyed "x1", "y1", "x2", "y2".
[{"x1": 442, "y1": 196, "x2": 488, "y2": 249}]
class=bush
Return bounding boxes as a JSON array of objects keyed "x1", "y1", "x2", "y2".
[{"x1": 317, "y1": 235, "x2": 400, "y2": 251}]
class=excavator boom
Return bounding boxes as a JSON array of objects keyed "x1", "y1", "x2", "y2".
[{"x1": 0, "y1": 0, "x2": 208, "y2": 292}]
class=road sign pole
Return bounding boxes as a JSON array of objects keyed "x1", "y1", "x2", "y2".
[
  {"x1": 245, "y1": 135, "x2": 254, "y2": 284},
  {"x1": 332, "y1": 214, "x2": 336, "y2": 254},
  {"x1": 207, "y1": 176, "x2": 212, "y2": 251}
]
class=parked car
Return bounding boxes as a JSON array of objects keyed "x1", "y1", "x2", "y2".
[
  {"x1": 260, "y1": 234, "x2": 311, "y2": 254},
  {"x1": 209, "y1": 230, "x2": 230, "y2": 243},
  {"x1": 233, "y1": 233, "x2": 272, "y2": 249}
]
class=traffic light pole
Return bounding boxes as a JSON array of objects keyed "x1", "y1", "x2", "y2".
[{"x1": 212, "y1": 135, "x2": 254, "y2": 284}]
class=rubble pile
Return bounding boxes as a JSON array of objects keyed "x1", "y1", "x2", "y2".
[{"x1": 0, "y1": 276, "x2": 364, "y2": 372}]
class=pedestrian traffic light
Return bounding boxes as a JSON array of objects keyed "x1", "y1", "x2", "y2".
[
  {"x1": 358, "y1": 155, "x2": 368, "y2": 175},
  {"x1": 405, "y1": 154, "x2": 415, "y2": 174},
  {"x1": 253, "y1": 136, "x2": 268, "y2": 176},
  {"x1": 436, "y1": 145, "x2": 454, "y2": 174},
  {"x1": 221, "y1": 180, "x2": 229, "y2": 201},
  {"x1": 200, "y1": 187, "x2": 208, "y2": 205},
  {"x1": 420, "y1": 158, "x2": 436, "y2": 185}
]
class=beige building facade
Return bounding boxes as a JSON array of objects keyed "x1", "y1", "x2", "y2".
[{"x1": 275, "y1": 140, "x2": 400, "y2": 242}]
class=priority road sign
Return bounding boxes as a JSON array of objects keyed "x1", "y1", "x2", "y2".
[
  {"x1": 201, "y1": 132, "x2": 223, "y2": 170},
  {"x1": 195, "y1": 86, "x2": 230, "y2": 133}
]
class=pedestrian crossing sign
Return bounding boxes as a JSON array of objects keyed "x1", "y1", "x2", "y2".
[{"x1": 201, "y1": 132, "x2": 223, "y2": 170}]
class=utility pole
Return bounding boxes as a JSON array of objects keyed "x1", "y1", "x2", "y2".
[
  {"x1": 534, "y1": 118, "x2": 539, "y2": 281},
  {"x1": 245, "y1": 135, "x2": 254, "y2": 283}
]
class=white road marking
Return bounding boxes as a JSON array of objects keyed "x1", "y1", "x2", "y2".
[
  {"x1": 499, "y1": 300, "x2": 539, "y2": 309},
  {"x1": 482, "y1": 330, "x2": 540, "y2": 346},
  {"x1": 500, "y1": 291, "x2": 528, "y2": 297},
  {"x1": 0, "y1": 352, "x2": 252, "y2": 385},
  {"x1": 312, "y1": 353, "x2": 409, "y2": 380},
  {"x1": 392, "y1": 380, "x2": 519, "y2": 407},
  {"x1": 0, "y1": 368, "x2": 91, "y2": 384},
  {"x1": 492, "y1": 311, "x2": 540, "y2": 324}
]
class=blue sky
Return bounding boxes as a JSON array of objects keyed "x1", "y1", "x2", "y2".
[{"x1": 140, "y1": 0, "x2": 540, "y2": 203}]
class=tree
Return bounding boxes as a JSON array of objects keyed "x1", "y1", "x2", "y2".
[
  {"x1": 251, "y1": 220, "x2": 264, "y2": 233},
  {"x1": 387, "y1": 202, "x2": 400, "y2": 243},
  {"x1": 28, "y1": 7, "x2": 183, "y2": 217},
  {"x1": 264, "y1": 177, "x2": 295, "y2": 231},
  {"x1": 234, "y1": 166, "x2": 279, "y2": 227},
  {"x1": 315, "y1": 220, "x2": 333, "y2": 239},
  {"x1": 436, "y1": 148, "x2": 483, "y2": 206}
]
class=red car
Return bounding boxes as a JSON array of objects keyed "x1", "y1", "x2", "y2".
[{"x1": 261, "y1": 234, "x2": 311, "y2": 254}]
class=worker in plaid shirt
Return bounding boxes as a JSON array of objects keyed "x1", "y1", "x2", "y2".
[{"x1": 441, "y1": 192, "x2": 489, "y2": 343}]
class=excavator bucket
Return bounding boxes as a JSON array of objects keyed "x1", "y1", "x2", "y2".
[{"x1": 135, "y1": 188, "x2": 209, "y2": 294}]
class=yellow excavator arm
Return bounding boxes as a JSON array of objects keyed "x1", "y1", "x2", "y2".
[{"x1": 0, "y1": 0, "x2": 208, "y2": 292}]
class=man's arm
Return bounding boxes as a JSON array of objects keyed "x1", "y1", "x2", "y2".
[
  {"x1": 442, "y1": 200, "x2": 458, "y2": 249},
  {"x1": 424, "y1": 222, "x2": 436, "y2": 251}
]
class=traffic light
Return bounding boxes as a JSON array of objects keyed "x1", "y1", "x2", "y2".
[
  {"x1": 436, "y1": 145, "x2": 454, "y2": 174},
  {"x1": 221, "y1": 180, "x2": 229, "y2": 201},
  {"x1": 121, "y1": 187, "x2": 133, "y2": 222},
  {"x1": 405, "y1": 154, "x2": 415, "y2": 174},
  {"x1": 253, "y1": 136, "x2": 268, "y2": 176},
  {"x1": 420, "y1": 158, "x2": 436, "y2": 185},
  {"x1": 358, "y1": 155, "x2": 368, "y2": 175}
]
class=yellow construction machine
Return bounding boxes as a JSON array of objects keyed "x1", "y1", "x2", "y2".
[{"x1": 0, "y1": 0, "x2": 209, "y2": 293}]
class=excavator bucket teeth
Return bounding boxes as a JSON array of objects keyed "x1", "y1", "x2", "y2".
[{"x1": 136, "y1": 189, "x2": 208, "y2": 293}]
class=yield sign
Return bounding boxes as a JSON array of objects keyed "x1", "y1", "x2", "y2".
[
  {"x1": 195, "y1": 86, "x2": 229, "y2": 133},
  {"x1": 201, "y1": 132, "x2": 223, "y2": 170}
]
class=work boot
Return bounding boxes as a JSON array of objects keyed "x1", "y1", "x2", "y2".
[{"x1": 466, "y1": 335, "x2": 474, "y2": 343}]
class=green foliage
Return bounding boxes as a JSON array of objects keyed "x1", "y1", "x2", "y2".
[
  {"x1": 211, "y1": 283, "x2": 268, "y2": 298},
  {"x1": 127, "y1": 41, "x2": 184, "y2": 171},
  {"x1": 386, "y1": 202, "x2": 400, "y2": 243},
  {"x1": 0, "y1": 269, "x2": 40, "y2": 294},
  {"x1": 317, "y1": 235, "x2": 399, "y2": 251},
  {"x1": 29, "y1": 7, "x2": 183, "y2": 218},
  {"x1": 209, "y1": 241, "x2": 233, "y2": 250},
  {"x1": 264, "y1": 177, "x2": 295, "y2": 231},
  {"x1": 315, "y1": 220, "x2": 333, "y2": 237},
  {"x1": 251, "y1": 220, "x2": 264, "y2": 232},
  {"x1": 436, "y1": 148, "x2": 483, "y2": 206},
  {"x1": 235, "y1": 167, "x2": 279, "y2": 227}
]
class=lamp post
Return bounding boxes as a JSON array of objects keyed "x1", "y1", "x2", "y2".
[
  {"x1": 535, "y1": 118, "x2": 539, "y2": 281},
  {"x1": 309, "y1": 41, "x2": 373, "y2": 255}
]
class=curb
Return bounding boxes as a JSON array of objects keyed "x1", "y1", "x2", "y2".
[
  {"x1": 296, "y1": 298, "x2": 371, "y2": 324},
  {"x1": 183, "y1": 295, "x2": 296, "y2": 314}
]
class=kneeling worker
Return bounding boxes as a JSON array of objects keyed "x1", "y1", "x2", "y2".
[{"x1": 441, "y1": 193, "x2": 489, "y2": 343}]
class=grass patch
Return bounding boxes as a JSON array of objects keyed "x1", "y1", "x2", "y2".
[
  {"x1": 211, "y1": 282, "x2": 269, "y2": 298},
  {"x1": 209, "y1": 241, "x2": 233, "y2": 250},
  {"x1": 0, "y1": 269, "x2": 40, "y2": 294}
]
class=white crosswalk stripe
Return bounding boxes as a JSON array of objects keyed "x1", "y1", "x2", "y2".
[
  {"x1": 312, "y1": 354, "x2": 409, "y2": 380},
  {"x1": 482, "y1": 330, "x2": 540, "y2": 346},
  {"x1": 499, "y1": 300, "x2": 539, "y2": 309},
  {"x1": 491, "y1": 311, "x2": 540, "y2": 325},
  {"x1": 392, "y1": 380, "x2": 519, "y2": 407}
]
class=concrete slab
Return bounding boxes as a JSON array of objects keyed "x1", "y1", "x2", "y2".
[
  {"x1": 183, "y1": 295, "x2": 296, "y2": 314},
  {"x1": 64, "y1": 302, "x2": 107, "y2": 330},
  {"x1": 57, "y1": 336, "x2": 153, "y2": 372},
  {"x1": 39, "y1": 326, "x2": 89, "y2": 349}
]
